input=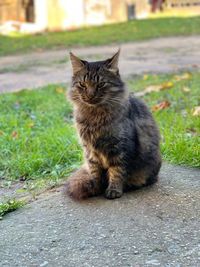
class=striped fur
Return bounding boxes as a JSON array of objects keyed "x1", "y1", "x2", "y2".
[{"x1": 65, "y1": 51, "x2": 161, "y2": 200}]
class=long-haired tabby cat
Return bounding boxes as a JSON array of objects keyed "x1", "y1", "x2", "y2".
[{"x1": 65, "y1": 50, "x2": 161, "y2": 200}]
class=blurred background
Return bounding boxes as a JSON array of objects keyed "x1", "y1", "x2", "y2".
[{"x1": 0, "y1": 0, "x2": 200, "y2": 34}]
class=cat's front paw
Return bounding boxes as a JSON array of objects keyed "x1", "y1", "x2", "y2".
[{"x1": 105, "y1": 187, "x2": 123, "y2": 199}]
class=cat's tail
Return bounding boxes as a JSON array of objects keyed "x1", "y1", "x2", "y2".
[{"x1": 64, "y1": 166, "x2": 103, "y2": 200}]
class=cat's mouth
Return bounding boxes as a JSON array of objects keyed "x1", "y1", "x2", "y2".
[{"x1": 81, "y1": 97, "x2": 104, "y2": 106}]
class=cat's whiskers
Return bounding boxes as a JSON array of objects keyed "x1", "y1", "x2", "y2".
[{"x1": 107, "y1": 97, "x2": 124, "y2": 107}]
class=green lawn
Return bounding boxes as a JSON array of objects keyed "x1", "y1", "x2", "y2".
[
  {"x1": 0, "y1": 72, "x2": 199, "y2": 185},
  {"x1": 0, "y1": 86, "x2": 82, "y2": 182},
  {"x1": 1, "y1": 17, "x2": 200, "y2": 56},
  {"x1": 129, "y1": 72, "x2": 200, "y2": 167}
]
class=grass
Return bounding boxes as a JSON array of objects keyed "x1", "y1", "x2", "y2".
[
  {"x1": 1, "y1": 16, "x2": 200, "y2": 56},
  {"x1": 0, "y1": 85, "x2": 82, "y2": 182},
  {"x1": 129, "y1": 72, "x2": 200, "y2": 167},
  {"x1": 0, "y1": 199, "x2": 24, "y2": 218},
  {"x1": 0, "y1": 72, "x2": 199, "y2": 185}
]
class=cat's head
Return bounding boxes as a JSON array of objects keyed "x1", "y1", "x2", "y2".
[{"x1": 68, "y1": 50, "x2": 127, "y2": 107}]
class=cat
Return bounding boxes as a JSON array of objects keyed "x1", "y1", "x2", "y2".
[{"x1": 65, "y1": 50, "x2": 161, "y2": 200}]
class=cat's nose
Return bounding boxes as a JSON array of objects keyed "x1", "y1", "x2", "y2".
[{"x1": 86, "y1": 87, "x2": 95, "y2": 98}]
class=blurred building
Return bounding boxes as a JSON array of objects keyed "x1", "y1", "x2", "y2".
[
  {"x1": 0, "y1": 0, "x2": 200, "y2": 33},
  {"x1": 0, "y1": 0, "x2": 150, "y2": 32}
]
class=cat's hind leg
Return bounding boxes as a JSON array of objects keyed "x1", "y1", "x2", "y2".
[
  {"x1": 125, "y1": 169, "x2": 159, "y2": 191},
  {"x1": 65, "y1": 166, "x2": 103, "y2": 200}
]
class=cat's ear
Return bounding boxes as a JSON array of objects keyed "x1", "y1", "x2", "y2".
[
  {"x1": 104, "y1": 49, "x2": 120, "y2": 74},
  {"x1": 69, "y1": 52, "x2": 87, "y2": 75}
]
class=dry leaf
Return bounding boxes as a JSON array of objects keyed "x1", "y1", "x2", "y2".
[
  {"x1": 146, "y1": 85, "x2": 162, "y2": 92},
  {"x1": 161, "y1": 81, "x2": 173, "y2": 89},
  {"x1": 182, "y1": 86, "x2": 190, "y2": 92},
  {"x1": 152, "y1": 101, "x2": 171, "y2": 111},
  {"x1": 192, "y1": 106, "x2": 200, "y2": 116},
  {"x1": 0, "y1": 130, "x2": 4, "y2": 136},
  {"x1": 56, "y1": 87, "x2": 64, "y2": 94},
  {"x1": 135, "y1": 85, "x2": 161, "y2": 97},
  {"x1": 11, "y1": 131, "x2": 19, "y2": 139},
  {"x1": 135, "y1": 82, "x2": 173, "y2": 97},
  {"x1": 143, "y1": 74, "x2": 148, "y2": 80},
  {"x1": 174, "y1": 72, "x2": 192, "y2": 81}
]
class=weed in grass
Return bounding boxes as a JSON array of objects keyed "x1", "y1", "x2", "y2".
[{"x1": 0, "y1": 199, "x2": 25, "y2": 219}]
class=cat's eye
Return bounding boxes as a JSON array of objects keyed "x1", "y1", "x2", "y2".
[
  {"x1": 79, "y1": 82, "x2": 86, "y2": 88},
  {"x1": 98, "y1": 82, "x2": 106, "y2": 89}
]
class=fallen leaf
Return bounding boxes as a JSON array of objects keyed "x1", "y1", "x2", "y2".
[
  {"x1": 56, "y1": 87, "x2": 64, "y2": 94},
  {"x1": 11, "y1": 131, "x2": 19, "y2": 139},
  {"x1": 192, "y1": 106, "x2": 200, "y2": 116},
  {"x1": 174, "y1": 72, "x2": 192, "y2": 81},
  {"x1": 143, "y1": 74, "x2": 148, "y2": 80},
  {"x1": 135, "y1": 85, "x2": 160, "y2": 97},
  {"x1": 146, "y1": 85, "x2": 162, "y2": 92},
  {"x1": 0, "y1": 130, "x2": 4, "y2": 136},
  {"x1": 182, "y1": 86, "x2": 190, "y2": 92},
  {"x1": 161, "y1": 81, "x2": 174, "y2": 89},
  {"x1": 135, "y1": 82, "x2": 173, "y2": 97},
  {"x1": 152, "y1": 101, "x2": 171, "y2": 111}
]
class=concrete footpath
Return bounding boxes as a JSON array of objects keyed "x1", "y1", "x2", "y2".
[
  {"x1": 1, "y1": 36, "x2": 200, "y2": 93},
  {"x1": 0, "y1": 163, "x2": 199, "y2": 267}
]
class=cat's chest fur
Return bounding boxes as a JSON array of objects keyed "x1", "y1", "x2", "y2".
[
  {"x1": 75, "y1": 107, "x2": 118, "y2": 142},
  {"x1": 75, "y1": 109, "x2": 120, "y2": 168},
  {"x1": 76, "y1": 115, "x2": 113, "y2": 144}
]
